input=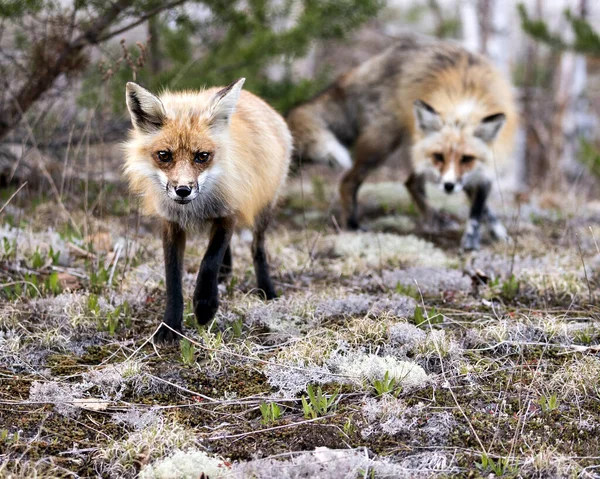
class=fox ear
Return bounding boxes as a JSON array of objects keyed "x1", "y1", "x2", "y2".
[
  {"x1": 126, "y1": 82, "x2": 166, "y2": 133},
  {"x1": 413, "y1": 100, "x2": 443, "y2": 134},
  {"x1": 474, "y1": 113, "x2": 506, "y2": 143},
  {"x1": 209, "y1": 78, "x2": 245, "y2": 129}
]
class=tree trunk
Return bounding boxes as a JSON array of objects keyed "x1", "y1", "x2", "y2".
[
  {"x1": 460, "y1": 0, "x2": 480, "y2": 53},
  {"x1": 548, "y1": 0, "x2": 589, "y2": 189},
  {"x1": 148, "y1": 16, "x2": 162, "y2": 76}
]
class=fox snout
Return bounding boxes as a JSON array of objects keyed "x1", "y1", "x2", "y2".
[{"x1": 167, "y1": 182, "x2": 199, "y2": 204}]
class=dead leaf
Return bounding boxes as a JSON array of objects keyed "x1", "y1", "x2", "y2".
[
  {"x1": 57, "y1": 272, "x2": 81, "y2": 290},
  {"x1": 71, "y1": 398, "x2": 110, "y2": 411}
]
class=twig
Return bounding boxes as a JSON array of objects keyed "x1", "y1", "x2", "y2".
[
  {"x1": 207, "y1": 415, "x2": 332, "y2": 441},
  {"x1": 575, "y1": 233, "x2": 593, "y2": 304},
  {"x1": 0, "y1": 182, "x2": 27, "y2": 215}
]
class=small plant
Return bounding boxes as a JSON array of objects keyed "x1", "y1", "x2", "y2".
[
  {"x1": 89, "y1": 265, "x2": 113, "y2": 293},
  {"x1": 106, "y1": 308, "x2": 121, "y2": 336},
  {"x1": 87, "y1": 294, "x2": 101, "y2": 317},
  {"x1": 395, "y1": 282, "x2": 419, "y2": 299},
  {"x1": 476, "y1": 453, "x2": 516, "y2": 476},
  {"x1": 539, "y1": 393, "x2": 559, "y2": 412},
  {"x1": 44, "y1": 271, "x2": 62, "y2": 295},
  {"x1": 301, "y1": 384, "x2": 338, "y2": 419},
  {"x1": 231, "y1": 318, "x2": 243, "y2": 338},
  {"x1": 372, "y1": 371, "x2": 401, "y2": 397},
  {"x1": 573, "y1": 327, "x2": 595, "y2": 345},
  {"x1": 226, "y1": 275, "x2": 238, "y2": 296},
  {"x1": 48, "y1": 246, "x2": 60, "y2": 265},
  {"x1": 343, "y1": 416, "x2": 356, "y2": 436},
  {"x1": 31, "y1": 248, "x2": 44, "y2": 269},
  {"x1": 412, "y1": 305, "x2": 443, "y2": 327},
  {"x1": 180, "y1": 338, "x2": 196, "y2": 365},
  {"x1": 1, "y1": 237, "x2": 17, "y2": 260},
  {"x1": 183, "y1": 301, "x2": 196, "y2": 329},
  {"x1": 259, "y1": 402, "x2": 282, "y2": 425},
  {"x1": 501, "y1": 274, "x2": 520, "y2": 301}
]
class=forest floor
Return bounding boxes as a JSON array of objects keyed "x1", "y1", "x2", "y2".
[{"x1": 1, "y1": 164, "x2": 599, "y2": 478}]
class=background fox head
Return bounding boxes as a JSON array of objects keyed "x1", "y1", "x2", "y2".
[
  {"x1": 124, "y1": 79, "x2": 245, "y2": 208},
  {"x1": 411, "y1": 99, "x2": 507, "y2": 194}
]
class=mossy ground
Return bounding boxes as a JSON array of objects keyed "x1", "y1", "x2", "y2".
[{"x1": 1, "y1": 165, "x2": 599, "y2": 478}]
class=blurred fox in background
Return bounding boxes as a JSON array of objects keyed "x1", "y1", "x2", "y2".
[
  {"x1": 124, "y1": 79, "x2": 291, "y2": 342},
  {"x1": 286, "y1": 34, "x2": 517, "y2": 250}
]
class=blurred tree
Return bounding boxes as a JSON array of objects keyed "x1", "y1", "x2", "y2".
[
  {"x1": 0, "y1": 0, "x2": 188, "y2": 143},
  {"x1": 0, "y1": 0, "x2": 382, "y2": 144},
  {"x1": 518, "y1": 3, "x2": 599, "y2": 57},
  {"x1": 518, "y1": 1, "x2": 597, "y2": 190},
  {"x1": 84, "y1": 0, "x2": 383, "y2": 115}
]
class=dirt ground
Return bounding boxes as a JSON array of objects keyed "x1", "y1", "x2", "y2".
[{"x1": 1, "y1": 163, "x2": 599, "y2": 478}]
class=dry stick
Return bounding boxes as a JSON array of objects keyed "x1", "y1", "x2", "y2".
[
  {"x1": 575, "y1": 233, "x2": 593, "y2": 304},
  {"x1": 58, "y1": 124, "x2": 75, "y2": 200},
  {"x1": 414, "y1": 280, "x2": 488, "y2": 456},
  {"x1": 12, "y1": 102, "x2": 82, "y2": 237},
  {"x1": 0, "y1": 181, "x2": 27, "y2": 215},
  {"x1": 207, "y1": 415, "x2": 332, "y2": 441}
]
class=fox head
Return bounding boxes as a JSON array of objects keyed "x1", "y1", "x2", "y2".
[
  {"x1": 411, "y1": 99, "x2": 506, "y2": 194},
  {"x1": 125, "y1": 78, "x2": 245, "y2": 206}
]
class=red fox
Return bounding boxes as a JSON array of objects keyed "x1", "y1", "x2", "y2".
[
  {"x1": 287, "y1": 35, "x2": 517, "y2": 250},
  {"x1": 124, "y1": 79, "x2": 291, "y2": 342}
]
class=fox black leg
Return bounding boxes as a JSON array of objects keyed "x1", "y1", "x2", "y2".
[
  {"x1": 194, "y1": 217, "x2": 235, "y2": 325},
  {"x1": 462, "y1": 181, "x2": 491, "y2": 251},
  {"x1": 218, "y1": 245, "x2": 233, "y2": 283},
  {"x1": 484, "y1": 207, "x2": 509, "y2": 242},
  {"x1": 252, "y1": 209, "x2": 277, "y2": 300},
  {"x1": 157, "y1": 220, "x2": 186, "y2": 343},
  {"x1": 406, "y1": 172, "x2": 456, "y2": 233},
  {"x1": 339, "y1": 129, "x2": 397, "y2": 230}
]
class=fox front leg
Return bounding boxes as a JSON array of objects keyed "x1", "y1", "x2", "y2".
[
  {"x1": 462, "y1": 181, "x2": 491, "y2": 251},
  {"x1": 157, "y1": 221, "x2": 186, "y2": 343},
  {"x1": 193, "y1": 217, "x2": 236, "y2": 325}
]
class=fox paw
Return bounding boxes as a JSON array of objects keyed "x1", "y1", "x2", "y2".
[
  {"x1": 154, "y1": 324, "x2": 182, "y2": 344},
  {"x1": 193, "y1": 295, "x2": 219, "y2": 325},
  {"x1": 488, "y1": 220, "x2": 510, "y2": 242},
  {"x1": 461, "y1": 219, "x2": 481, "y2": 251},
  {"x1": 422, "y1": 210, "x2": 460, "y2": 234}
]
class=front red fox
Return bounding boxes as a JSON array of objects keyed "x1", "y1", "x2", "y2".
[{"x1": 124, "y1": 79, "x2": 291, "y2": 342}]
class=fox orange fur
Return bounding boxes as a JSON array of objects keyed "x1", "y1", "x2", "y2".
[
  {"x1": 287, "y1": 34, "x2": 518, "y2": 250},
  {"x1": 124, "y1": 79, "x2": 291, "y2": 342}
]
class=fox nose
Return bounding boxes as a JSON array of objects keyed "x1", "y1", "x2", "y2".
[
  {"x1": 175, "y1": 185, "x2": 192, "y2": 198},
  {"x1": 444, "y1": 182, "x2": 455, "y2": 193}
]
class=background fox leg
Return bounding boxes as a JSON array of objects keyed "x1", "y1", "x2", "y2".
[
  {"x1": 157, "y1": 220, "x2": 186, "y2": 343},
  {"x1": 252, "y1": 208, "x2": 277, "y2": 300},
  {"x1": 339, "y1": 132, "x2": 394, "y2": 230},
  {"x1": 462, "y1": 181, "x2": 491, "y2": 251},
  {"x1": 405, "y1": 172, "x2": 457, "y2": 233},
  {"x1": 485, "y1": 207, "x2": 510, "y2": 242},
  {"x1": 218, "y1": 245, "x2": 232, "y2": 283},
  {"x1": 194, "y1": 217, "x2": 235, "y2": 325}
]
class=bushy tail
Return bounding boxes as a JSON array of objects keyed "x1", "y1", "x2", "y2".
[{"x1": 286, "y1": 104, "x2": 352, "y2": 169}]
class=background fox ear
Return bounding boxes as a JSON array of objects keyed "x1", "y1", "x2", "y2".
[
  {"x1": 474, "y1": 113, "x2": 506, "y2": 143},
  {"x1": 413, "y1": 99, "x2": 443, "y2": 134},
  {"x1": 209, "y1": 78, "x2": 245, "y2": 129},
  {"x1": 125, "y1": 82, "x2": 166, "y2": 133}
]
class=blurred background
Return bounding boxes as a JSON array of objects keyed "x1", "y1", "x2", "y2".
[{"x1": 0, "y1": 0, "x2": 599, "y2": 220}]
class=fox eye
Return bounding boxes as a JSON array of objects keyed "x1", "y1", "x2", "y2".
[
  {"x1": 433, "y1": 153, "x2": 444, "y2": 164},
  {"x1": 461, "y1": 155, "x2": 475, "y2": 164},
  {"x1": 157, "y1": 150, "x2": 172, "y2": 163},
  {"x1": 194, "y1": 151, "x2": 211, "y2": 164}
]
